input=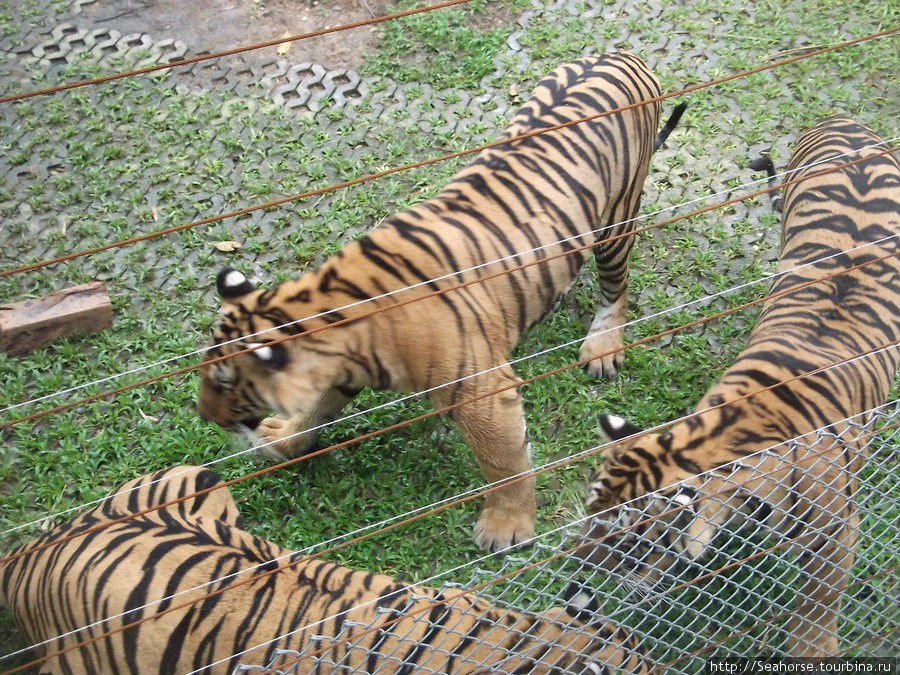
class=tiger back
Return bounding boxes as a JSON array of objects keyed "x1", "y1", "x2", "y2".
[
  {"x1": 196, "y1": 52, "x2": 678, "y2": 552},
  {"x1": 0, "y1": 466, "x2": 650, "y2": 674},
  {"x1": 574, "y1": 116, "x2": 900, "y2": 656}
]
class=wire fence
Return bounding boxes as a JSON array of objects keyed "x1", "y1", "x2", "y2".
[
  {"x1": 3, "y1": 401, "x2": 894, "y2": 673},
  {"x1": 224, "y1": 404, "x2": 898, "y2": 673}
]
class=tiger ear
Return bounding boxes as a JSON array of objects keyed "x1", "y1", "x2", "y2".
[
  {"x1": 216, "y1": 268, "x2": 256, "y2": 301},
  {"x1": 245, "y1": 342, "x2": 289, "y2": 370},
  {"x1": 598, "y1": 414, "x2": 642, "y2": 443}
]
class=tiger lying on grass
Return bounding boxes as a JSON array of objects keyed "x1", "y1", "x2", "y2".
[
  {"x1": 0, "y1": 466, "x2": 650, "y2": 674},
  {"x1": 197, "y1": 51, "x2": 685, "y2": 551},
  {"x1": 571, "y1": 116, "x2": 899, "y2": 656}
]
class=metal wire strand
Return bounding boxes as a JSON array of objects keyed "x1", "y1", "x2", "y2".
[
  {"x1": 3, "y1": 135, "x2": 894, "y2": 421},
  {"x1": 6, "y1": 386, "x2": 893, "y2": 667},
  {"x1": 4, "y1": 344, "x2": 896, "y2": 671},
  {"x1": 2, "y1": 145, "x2": 894, "y2": 437},
  {"x1": 5, "y1": 228, "x2": 893, "y2": 539},
  {"x1": 1, "y1": 25, "x2": 896, "y2": 279},
  {"x1": 2, "y1": 246, "x2": 895, "y2": 571},
  {"x1": 0, "y1": 0, "x2": 474, "y2": 104},
  {"x1": 2, "y1": 138, "x2": 894, "y2": 539}
]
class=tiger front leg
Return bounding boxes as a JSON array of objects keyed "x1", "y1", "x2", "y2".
[
  {"x1": 256, "y1": 415, "x2": 318, "y2": 460},
  {"x1": 443, "y1": 373, "x2": 536, "y2": 552}
]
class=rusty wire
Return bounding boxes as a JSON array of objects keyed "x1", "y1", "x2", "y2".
[
  {"x1": 1, "y1": 232, "x2": 896, "y2": 564},
  {"x1": 2, "y1": 132, "x2": 896, "y2": 674},
  {"x1": 1, "y1": 26, "x2": 896, "y2": 279},
  {"x1": 1, "y1": 146, "x2": 895, "y2": 433},
  {"x1": 4, "y1": 327, "x2": 897, "y2": 672},
  {"x1": 0, "y1": 0, "x2": 474, "y2": 105},
  {"x1": 1, "y1": 20, "x2": 897, "y2": 672},
  {"x1": 10, "y1": 412, "x2": 893, "y2": 673}
]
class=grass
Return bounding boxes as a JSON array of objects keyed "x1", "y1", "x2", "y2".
[
  {"x1": 0, "y1": 0, "x2": 898, "y2": 668},
  {"x1": 361, "y1": 0, "x2": 530, "y2": 90}
]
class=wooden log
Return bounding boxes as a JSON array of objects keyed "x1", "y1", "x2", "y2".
[{"x1": 0, "y1": 282, "x2": 113, "y2": 356}]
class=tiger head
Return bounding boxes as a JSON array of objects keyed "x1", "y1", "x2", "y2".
[
  {"x1": 197, "y1": 268, "x2": 361, "y2": 459},
  {"x1": 573, "y1": 484, "x2": 713, "y2": 593},
  {"x1": 575, "y1": 414, "x2": 765, "y2": 592},
  {"x1": 573, "y1": 414, "x2": 720, "y2": 591}
]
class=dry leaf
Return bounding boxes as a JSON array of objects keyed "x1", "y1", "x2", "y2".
[
  {"x1": 151, "y1": 207, "x2": 158, "y2": 222},
  {"x1": 276, "y1": 31, "x2": 293, "y2": 55},
  {"x1": 213, "y1": 240, "x2": 242, "y2": 252},
  {"x1": 139, "y1": 408, "x2": 160, "y2": 423},
  {"x1": 508, "y1": 83, "x2": 519, "y2": 98}
]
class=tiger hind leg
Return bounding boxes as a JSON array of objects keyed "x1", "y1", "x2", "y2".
[
  {"x1": 579, "y1": 292, "x2": 627, "y2": 379},
  {"x1": 579, "y1": 227, "x2": 634, "y2": 379}
]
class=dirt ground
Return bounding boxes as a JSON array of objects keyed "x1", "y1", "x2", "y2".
[{"x1": 80, "y1": 0, "x2": 391, "y2": 69}]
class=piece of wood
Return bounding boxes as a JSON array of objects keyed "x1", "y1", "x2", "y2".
[{"x1": 0, "y1": 282, "x2": 113, "y2": 356}]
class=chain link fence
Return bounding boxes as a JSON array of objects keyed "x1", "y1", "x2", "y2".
[{"x1": 234, "y1": 402, "x2": 897, "y2": 673}]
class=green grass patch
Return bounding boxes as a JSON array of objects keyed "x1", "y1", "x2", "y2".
[{"x1": 361, "y1": 0, "x2": 529, "y2": 90}]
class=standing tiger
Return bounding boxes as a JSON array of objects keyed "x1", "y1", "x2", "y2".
[
  {"x1": 197, "y1": 51, "x2": 685, "y2": 551},
  {"x1": 0, "y1": 466, "x2": 650, "y2": 673},
  {"x1": 574, "y1": 116, "x2": 899, "y2": 656}
]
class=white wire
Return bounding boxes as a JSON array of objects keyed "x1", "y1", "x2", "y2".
[
  {"x1": 3, "y1": 129, "x2": 897, "y2": 660},
  {"x1": 2, "y1": 136, "x2": 895, "y2": 419},
  {"x1": 4, "y1": 230, "x2": 896, "y2": 539},
  {"x1": 5, "y1": 359, "x2": 896, "y2": 667},
  {"x1": 4, "y1": 231, "x2": 895, "y2": 539},
  {"x1": 192, "y1": 397, "x2": 899, "y2": 674},
  {"x1": 1, "y1": 28, "x2": 895, "y2": 668}
]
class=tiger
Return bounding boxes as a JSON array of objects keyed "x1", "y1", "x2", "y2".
[
  {"x1": 570, "y1": 116, "x2": 900, "y2": 656},
  {"x1": 196, "y1": 50, "x2": 686, "y2": 552},
  {"x1": 0, "y1": 465, "x2": 651, "y2": 674}
]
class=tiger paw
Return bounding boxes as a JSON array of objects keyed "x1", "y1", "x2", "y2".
[
  {"x1": 256, "y1": 416, "x2": 314, "y2": 460},
  {"x1": 473, "y1": 506, "x2": 535, "y2": 552},
  {"x1": 579, "y1": 328, "x2": 624, "y2": 379}
]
